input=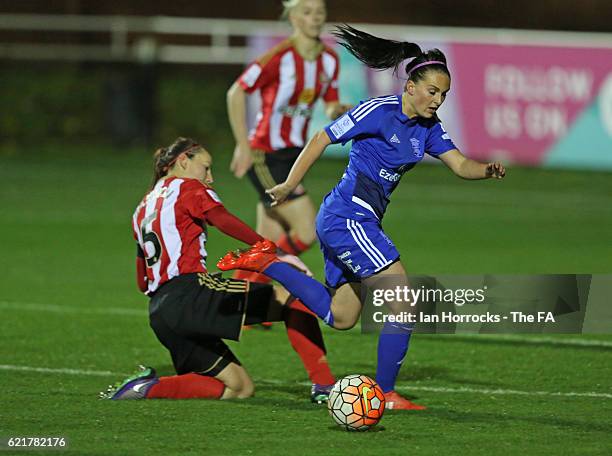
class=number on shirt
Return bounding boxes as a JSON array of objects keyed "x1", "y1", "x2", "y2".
[{"x1": 141, "y1": 225, "x2": 162, "y2": 267}]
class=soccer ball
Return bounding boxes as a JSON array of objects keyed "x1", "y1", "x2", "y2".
[{"x1": 327, "y1": 374, "x2": 385, "y2": 431}]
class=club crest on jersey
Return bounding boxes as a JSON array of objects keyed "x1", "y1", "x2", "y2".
[
  {"x1": 410, "y1": 138, "x2": 423, "y2": 158},
  {"x1": 298, "y1": 88, "x2": 315, "y2": 104}
]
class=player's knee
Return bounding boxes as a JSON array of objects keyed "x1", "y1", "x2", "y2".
[
  {"x1": 292, "y1": 220, "x2": 317, "y2": 245},
  {"x1": 332, "y1": 316, "x2": 358, "y2": 330}
]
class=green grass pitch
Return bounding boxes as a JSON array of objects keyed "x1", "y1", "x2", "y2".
[{"x1": 1, "y1": 145, "x2": 611, "y2": 455}]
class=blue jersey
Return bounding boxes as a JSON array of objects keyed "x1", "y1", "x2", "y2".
[{"x1": 322, "y1": 94, "x2": 456, "y2": 221}]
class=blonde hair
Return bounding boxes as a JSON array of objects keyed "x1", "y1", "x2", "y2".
[
  {"x1": 282, "y1": 0, "x2": 326, "y2": 20},
  {"x1": 281, "y1": 0, "x2": 301, "y2": 19}
]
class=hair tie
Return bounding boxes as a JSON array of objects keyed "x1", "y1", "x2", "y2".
[{"x1": 407, "y1": 60, "x2": 446, "y2": 78}]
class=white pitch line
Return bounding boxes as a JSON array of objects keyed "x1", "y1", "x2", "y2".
[
  {"x1": 255, "y1": 378, "x2": 612, "y2": 399},
  {"x1": 402, "y1": 385, "x2": 612, "y2": 399},
  {"x1": 0, "y1": 301, "x2": 145, "y2": 316},
  {"x1": 3, "y1": 300, "x2": 612, "y2": 350},
  {"x1": 0, "y1": 364, "x2": 123, "y2": 377},
  {"x1": 443, "y1": 334, "x2": 612, "y2": 349},
  {"x1": 1, "y1": 364, "x2": 610, "y2": 399}
]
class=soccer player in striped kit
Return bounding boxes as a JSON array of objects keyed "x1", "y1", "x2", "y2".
[
  {"x1": 226, "y1": 0, "x2": 350, "y2": 401},
  {"x1": 263, "y1": 26, "x2": 506, "y2": 409},
  {"x1": 101, "y1": 138, "x2": 337, "y2": 401},
  {"x1": 227, "y1": 0, "x2": 349, "y2": 250}
]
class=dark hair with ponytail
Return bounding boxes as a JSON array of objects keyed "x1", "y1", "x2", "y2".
[
  {"x1": 332, "y1": 24, "x2": 449, "y2": 82},
  {"x1": 151, "y1": 137, "x2": 202, "y2": 188}
]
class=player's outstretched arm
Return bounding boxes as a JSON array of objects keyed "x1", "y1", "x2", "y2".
[
  {"x1": 227, "y1": 82, "x2": 253, "y2": 178},
  {"x1": 266, "y1": 130, "x2": 332, "y2": 205},
  {"x1": 439, "y1": 149, "x2": 506, "y2": 180},
  {"x1": 206, "y1": 206, "x2": 263, "y2": 245}
]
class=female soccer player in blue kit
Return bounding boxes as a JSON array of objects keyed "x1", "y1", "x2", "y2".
[{"x1": 261, "y1": 25, "x2": 506, "y2": 410}]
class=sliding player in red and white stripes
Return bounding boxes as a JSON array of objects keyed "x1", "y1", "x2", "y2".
[
  {"x1": 226, "y1": 0, "x2": 350, "y2": 401},
  {"x1": 101, "y1": 138, "x2": 331, "y2": 402}
]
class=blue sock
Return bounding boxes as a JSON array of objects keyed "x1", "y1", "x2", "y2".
[
  {"x1": 263, "y1": 262, "x2": 334, "y2": 326},
  {"x1": 375, "y1": 321, "x2": 413, "y2": 393}
]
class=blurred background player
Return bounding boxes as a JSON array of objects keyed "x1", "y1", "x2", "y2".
[
  {"x1": 227, "y1": 0, "x2": 349, "y2": 261},
  {"x1": 101, "y1": 138, "x2": 331, "y2": 402},
  {"x1": 226, "y1": 0, "x2": 349, "y2": 400},
  {"x1": 263, "y1": 26, "x2": 506, "y2": 409}
]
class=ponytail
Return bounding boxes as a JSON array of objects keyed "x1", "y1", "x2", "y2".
[
  {"x1": 332, "y1": 24, "x2": 421, "y2": 73},
  {"x1": 333, "y1": 24, "x2": 449, "y2": 81},
  {"x1": 150, "y1": 137, "x2": 201, "y2": 189}
]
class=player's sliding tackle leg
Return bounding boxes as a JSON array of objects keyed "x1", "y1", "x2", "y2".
[
  {"x1": 100, "y1": 366, "x2": 251, "y2": 400},
  {"x1": 101, "y1": 278, "x2": 332, "y2": 402}
]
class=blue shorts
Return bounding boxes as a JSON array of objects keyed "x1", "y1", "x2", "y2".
[{"x1": 315, "y1": 208, "x2": 400, "y2": 289}]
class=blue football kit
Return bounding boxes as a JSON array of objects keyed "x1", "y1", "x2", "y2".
[{"x1": 317, "y1": 94, "x2": 457, "y2": 288}]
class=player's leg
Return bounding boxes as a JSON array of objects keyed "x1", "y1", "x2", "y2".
[
  {"x1": 215, "y1": 362, "x2": 255, "y2": 399},
  {"x1": 242, "y1": 283, "x2": 337, "y2": 400},
  {"x1": 102, "y1": 338, "x2": 236, "y2": 401},
  {"x1": 252, "y1": 146, "x2": 317, "y2": 255},
  {"x1": 327, "y1": 282, "x2": 363, "y2": 329},
  {"x1": 255, "y1": 152, "x2": 338, "y2": 395},
  {"x1": 219, "y1": 241, "x2": 364, "y2": 329},
  {"x1": 363, "y1": 261, "x2": 426, "y2": 410},
  {"x1": 145, "y1": 341, "x2": 251, "y2": 400},
  {"x1": 234, "y1": 147, "x2": 287, "y2": 283},
  {"x1": 103, "y1": 273, "x2": 268, "y2": 400},
  {"x1": 259, "y1": 260, "x2": 364, "y2": 330},
  {"x1": 148, "y1": 282, "x2": 288, "y2": 400},
  {"x1": 269, "y1": 194, "x2": 317, "y2": 254}
]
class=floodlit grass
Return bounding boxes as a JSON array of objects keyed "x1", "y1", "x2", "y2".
[{"x1": 1, "y1": 146, "x2": 611, "y2": 455}]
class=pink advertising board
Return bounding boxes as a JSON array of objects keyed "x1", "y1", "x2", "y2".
[
  {"x1": 450, "y1": 43, "x2": 612, "y2": 167},
  {"x1": 247, "y1": 34, "x2": 612, "y2": 169}
]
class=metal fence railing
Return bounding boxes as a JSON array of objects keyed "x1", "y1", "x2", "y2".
[{"x1": 1, "y1": 14, "x2": 612, "y2": 64}]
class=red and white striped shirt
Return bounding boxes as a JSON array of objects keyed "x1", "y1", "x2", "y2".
[
  {"x1": 238, "y1": 38, "x2": 340, "y2": 152},
  {"x1": 132, "y1": 177, "x2": 223, "y2": 294}
]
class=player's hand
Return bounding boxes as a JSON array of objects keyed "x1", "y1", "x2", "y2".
[
  {"x1": 266, "y1": 182, "x2": 293, "y2": 207},
  {"x1": 328, "y1": 103, "x2": 353, "y2": 120},
  {"x1": 486, "y1": 162, "x2": 506, "y2": 179},
  {"x1": 230, "y1": 144, "x2": 253, "y2": 178},
  {"x1": 277, "y1": 252, "x2": 313, "y2": 277}
]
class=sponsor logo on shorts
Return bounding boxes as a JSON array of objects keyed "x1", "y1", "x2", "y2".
[{"x1": 337, "y1": 250, "x2": 361, "y2": 273}]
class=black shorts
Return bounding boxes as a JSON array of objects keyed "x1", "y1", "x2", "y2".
[
  {"x1": 149, "y1": 273, "x2": 273, "y2": 376},
  {"x1": 246, "y1": 147, "x2": 307, "y2": 207}
]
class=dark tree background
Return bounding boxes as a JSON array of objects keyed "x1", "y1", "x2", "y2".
[{"x1": 1, "y1": 0, "x2": 611, "y2": 33}]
